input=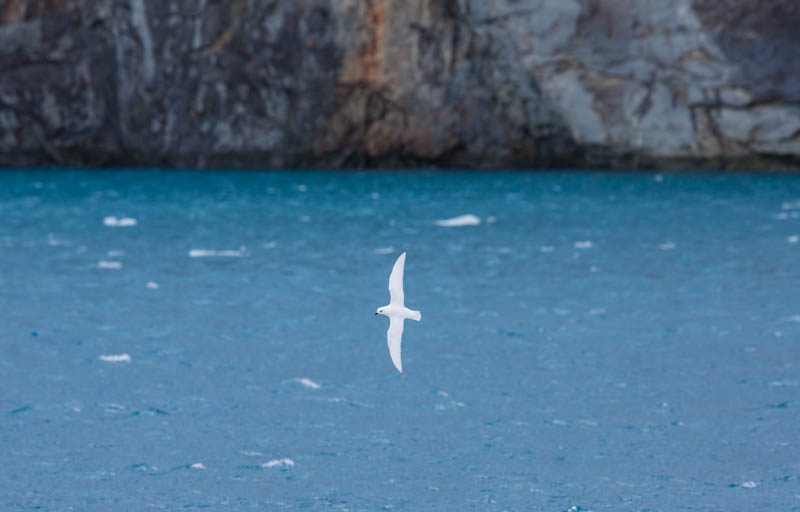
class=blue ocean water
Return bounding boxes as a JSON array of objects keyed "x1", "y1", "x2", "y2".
[{"x1": 1, "y1": 169, "x2": 799, "y2": 510}]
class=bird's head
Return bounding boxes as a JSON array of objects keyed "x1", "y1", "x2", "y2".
[{"x1": 375, "y1": 307, "x2": 385, "y2": 316}]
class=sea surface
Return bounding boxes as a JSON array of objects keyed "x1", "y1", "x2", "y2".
[{"x1": 1, "y1": 169, "x2": 799, "y2": 511}]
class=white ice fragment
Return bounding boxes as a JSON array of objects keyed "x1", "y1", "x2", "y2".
[
  {"x1": 659, "y1": 242, "x2": 676, "y2": 250},
  {"x1": 374, "y1": 246, "x2": 395, "y2": 255},
  {"x1": 98, "y1": 261, "x2": 122, "y2": 269},
  {"x1": 435, "y1": 214, "x2": 481, "y2": 227},
  {"x1": 741, "y1": 481, "x2": 758, "y2": 489},
  {"x1": 262, "y1": 458, "x2": 294, "y2": 468},
  {"x1": 146, "y1": 281, "x2": 159, "y2": 289},
  {"x1": 296, "y1": 378, "x2": 321, "y2": 390},
  {"x1": 99, "y1": 353, "x2": 131, "y2": 363},
  {"x1": 190, "y1": 463, "x2": 206, "y2": 469},
  {"x1": 574, "y1": 241, "x2": 593, "y2": 249},
  {"x1": 189, "y1": 247, "x2": 246, "y2": 258},
  {"x1": 788, "y1": 235, "x2": 799, "y2": 244},
  {"x1": 103, "y1": 216, "x2": 137, "y2": 227}
]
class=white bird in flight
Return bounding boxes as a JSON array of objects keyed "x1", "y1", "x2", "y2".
[{"x1": 375, "y1": 252, "x2": 421, "y2": 373}]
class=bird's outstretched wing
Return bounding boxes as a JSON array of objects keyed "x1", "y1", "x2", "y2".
[
  {"x1": 388, "y1": 252, "x2": 406, "y2": 305},
  {"x1": 387, "y1": 317, "x2": 405, "y2": 373}
]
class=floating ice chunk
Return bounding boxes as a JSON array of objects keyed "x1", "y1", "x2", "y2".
[
  {"x1": 47, "y1": 234, "x2": 70, "y2": 247},
  {"x1": 189, "y1": 247, "x2": 246, "y2": 258},
  {"x1": 659, "y1": 242, "x2": 676, "y2": 250},
  {"x1": 262, "y1": 458, "x2": 294, "y2": 468},
  {"x1": 190, "y1": 462, "x2": 206, "y2": 469},
  {"x1": 374, "y1": 246, "x2": 395, "y2": 255},
  {"x1": 98, "y1": 261, "x2": 122, "y2": 269},
  {"x1": 99, "y1": 353, "x2": 131, "y2": 363},
  {"x1": 296, "y1": 378, "x2": 321, "y2": 389},
  {"x1": 788, "y1": 235, "x2": 799, "y2": 244},
  {"x1": 574, "y1": 241, "x2": 593, "y2": 249},
  {"x1": 103, "y1": 216, "x2": 137, "y2": 227},
  {"x1": 435, "y1": 214, "x2": 481, "y2": 227},
  {"x1": 146, "y1": 282, "x2": 159, "y2": 289},
  {"x1": 740, "y1": 481, "x2": 758, "y2": 489}
]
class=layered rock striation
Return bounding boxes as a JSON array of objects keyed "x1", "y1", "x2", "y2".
[{"x1": 1, "y1": 0, "x2": 799, "y2": 169}]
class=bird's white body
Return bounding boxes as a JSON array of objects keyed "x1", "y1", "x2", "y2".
[{"x1": 376, "y1": 252, "x2": 421, "y2": 373}]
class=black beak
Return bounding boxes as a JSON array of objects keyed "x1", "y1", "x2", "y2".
[{"x1": 374, "y1": 312, "x2": 378, "y2": 315}]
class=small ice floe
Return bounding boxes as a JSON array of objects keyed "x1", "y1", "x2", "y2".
[
  {"x1": 190, "y1": 462, "x2": 206, "y2": 470},
  {"x1": 146, "y1": 282, "x2": 159, "y2": 289},
  {"x1": 574, "y1": 241, "x2": 593, "y2": 249},
  {"x1": 263, "y1": 241, "x2": 277, "y2": 249},
  {"x1": 103, "y1": 216, "x2": 137, "y2": 227},
  {"x1": 659, "y1": 242, "x2": 676, "y2": 250},
  {"x1": 374, "y1": 246, "x2": 395, "y2": 255},
  {"x1": 295, "y1": 378, "x2": 321, "y2": 390},
  {"x1": 47, "y1": 234, "x2": 70, "y2": 247},
  {"x1": 540, "y1": 245, "x2": 555, "y2": 253},
  {"x1": 98, "y1": 261, "x2": 122, "y2": 269},
  {"x1": 189, "y1": 247, "x2": 247, "y2": 258},
  {"x1": 262, "y1": 458, "x2": 294, "y2": 469},
  {"x1": 99, "y1": 353, "x2": 131, "y2": 363},
  {"x1": 435, "y1": 214, "x2": 481, "y2": 227},
  {"x1": 788, "y1": 235, "x2": 799, "y2": 244},
  {"x1": 735, "y1": 481, "x2": 758, "y2": 489}
]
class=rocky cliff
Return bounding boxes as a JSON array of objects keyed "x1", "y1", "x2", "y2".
[{"x1": 1, "y1": 0, "x2": 799, "y2": 170}]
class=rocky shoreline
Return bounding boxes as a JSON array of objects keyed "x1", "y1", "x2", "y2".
[{"x1": 1, "y1": 0, "x2": 799, "y2": 170}]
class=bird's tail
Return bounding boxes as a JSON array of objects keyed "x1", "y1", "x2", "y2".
[{"x1": 408, "y1": 309, "x2": 421, "y2": 321}]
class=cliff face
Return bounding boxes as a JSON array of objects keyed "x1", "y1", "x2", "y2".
[{"x1": 1, "y1": 0, "x2": 799, "y2": 169}]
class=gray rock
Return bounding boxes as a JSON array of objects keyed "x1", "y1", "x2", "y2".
[{"x1": 0, "y1": 0, "x2": 798, "y2": 169}]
